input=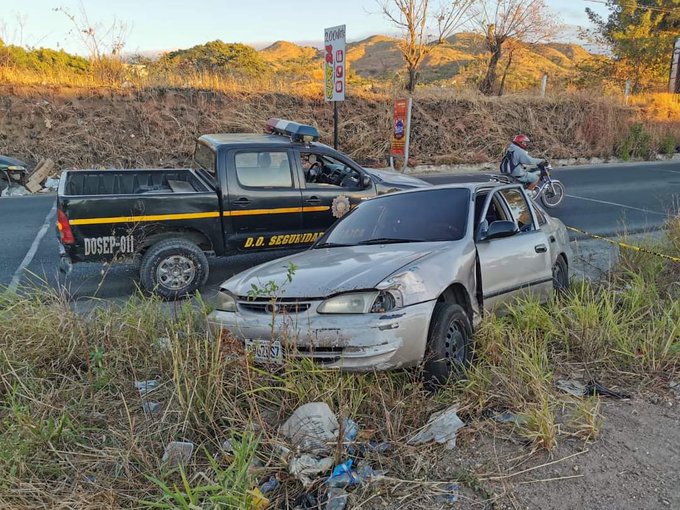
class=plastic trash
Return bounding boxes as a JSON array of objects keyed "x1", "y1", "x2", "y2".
[
  {"x1": 135, "y1": 379, "x2": 159, "y2": 396},
  {"x1": 326, "y1": 460, "x2": 385, "y2": 488},
  {"x1": 259, "y1": 476, "x2": 280, "y2": 494},
  {"x1": 249, "y1": 487, "x2": 269, "y2": 510},
  {"x1": 280, "y1": 402, "x2": 339, "y2": 456},
  {"x1": 142, "y1": 401, "x2": 161, "y2": 414},
  {"x1": 556, "y1": 379, "x2": 587, "y2": 397},
  {"x1": 43, "y1": 177, "x2": 60, "y2": 191},
  {"x1": 326, "y1": 488, "x2": 349, "y2": 510},
  {"x1": 1, "y1": 184, "x2": 30, "y2": 197},
  {"x1": 289, "y1": 454, "x2": 334, "y2": 487},
  {"x1": 585, "y1": 380, "x2": 630, "y2": 399},
  {"x1": 326, "y1": 460, "x2": 360, "y2": 488},
  {"x1": 162, "y1": 441, "x2": 194, "y2": 467},
  {"x1": 342, "y1": 418, "x2": 359, "y2": 442},
  {"x1": 435, "y1": 483, "x2": 460, "y2": 505},
  {"x1": 492, "y1": 411, "x2": 529, "y2": 426},
  {"x1": 407, "y1": 405, "x2": 465, "y2": 449}
]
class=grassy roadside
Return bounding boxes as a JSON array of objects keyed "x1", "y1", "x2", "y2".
[{"x1": 0, "y1": 219, "x2": 678, "y2": 509}]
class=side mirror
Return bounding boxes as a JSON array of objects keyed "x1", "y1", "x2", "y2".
[
  {"x1": 482, "y1": 220, "x2": 518, "y2": 241},
  {"x1": 362, "y1": 175, "x2": 372, "y2": 188}
]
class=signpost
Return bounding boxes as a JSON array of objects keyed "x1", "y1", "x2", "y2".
[
  {"x1": 324, "y1": 24, "x2": 346, "y2": 149},
  {"x1": 390, "y1": 98, "x2": 412, "y2": 172},
  {"x1": 670, "y1": 37, "x2": 680, "y2": 94}
]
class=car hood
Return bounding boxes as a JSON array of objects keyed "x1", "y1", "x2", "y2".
[
  {"x1": 223, "y1": 242, "x2": 446, "y2": 299},
  {"x1": 363, "y1": 168, "x2": 430, "y2": 189}
]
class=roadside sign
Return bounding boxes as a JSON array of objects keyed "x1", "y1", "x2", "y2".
[
  {"x1": 389, "y1": 97, "x2": 413, "y2": 172},
  {"x1": 324, "y1": 25, "x2": 346, "y2": 102}
]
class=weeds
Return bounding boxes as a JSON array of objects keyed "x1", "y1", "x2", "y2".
[{"x1": 0, "y1": 222, "x2": 678, "y2": 507}]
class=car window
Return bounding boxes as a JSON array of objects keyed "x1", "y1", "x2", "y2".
[
  {"x1": 533, "y1": 203, "x2": 547, "y2": 226},
  {"x1": 301, "y1": 152, "x2": 363, "y2": 189},
  {"x1": 194, "y1": 143, "x2": 216, "y2": 178},
  {"x1": 235, "y1": 151, "x2": 292, "y2": 188},
  {"x1": 499, "y1": 188, "x2": 534, "y2": 231},
  {"x1": 475, "y1": 192, "x2": 508, "y2": 228},
  {"x1": 318, "y1": 188, "x2": 469, "y2": 246}
]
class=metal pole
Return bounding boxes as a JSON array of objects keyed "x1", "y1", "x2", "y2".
[
  {"x1": 333, "y1": 101, "x2": 338, "y2": 150},
  {"x1": 402, "y1": 97, "x2": 413, "y2": 173}
]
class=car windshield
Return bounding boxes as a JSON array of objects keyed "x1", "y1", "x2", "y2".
[{"x1": 316, "y1": 188, "x2": 469, "y2": 247}]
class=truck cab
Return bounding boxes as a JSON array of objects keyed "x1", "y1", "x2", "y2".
[{"x1": 56, "y1": 119, "x2": 429, "y2": 299}]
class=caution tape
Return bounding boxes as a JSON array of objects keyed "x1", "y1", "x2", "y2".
[{"x1": 567, "y1": 226, "x2": 680, "y2": 263}]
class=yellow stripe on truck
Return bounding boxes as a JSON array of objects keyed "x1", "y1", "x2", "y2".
[
  {"x1": 70, "y1": 211, "x2": 221, "y2": 225},
  {"x1": 69, "y1": 206, "x2": 331, "y2": 225}
]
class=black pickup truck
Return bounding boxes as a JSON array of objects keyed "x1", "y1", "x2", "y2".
[{"x1": 56, "y1": 119, "x2": 429, "y2": 299}]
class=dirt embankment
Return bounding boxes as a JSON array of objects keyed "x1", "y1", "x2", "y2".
[{"x1": 0, "y1": 84, "x2": 675, "y2": 170}]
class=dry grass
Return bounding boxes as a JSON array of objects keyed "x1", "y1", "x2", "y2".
[
  {"x1": 1, "y1": 82, "x2": 669, "y2": 172},
  {"x1": 0, "y1": 225, "x2": 678, "y2": 508}
]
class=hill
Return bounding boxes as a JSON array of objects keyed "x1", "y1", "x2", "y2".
[{"x1": 257, "y1": 32, "x2": 594, "y2": 91}]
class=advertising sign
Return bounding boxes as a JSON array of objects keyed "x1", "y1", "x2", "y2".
[
  {"x1": 390, "y1": 98, "x2": 412, "y2": 157},
  {"x1": 324, "y1": 25, "x2": 346, "y2": 102},
  {"x1": 670, "y1": 37, "x2": 680, "y2": 94}
]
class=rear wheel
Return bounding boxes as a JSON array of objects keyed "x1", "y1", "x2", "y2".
[
  {"x1": 540, "y1": 180, "x2": 565, "y2": 208},
  {"x1": 423, "y1": 303, "x2": 473, "y2": 388},
  {"x1": 140, "y1": 239, "x2": 209, "y2": 300},
  {"x1": 552, "y1": 256, "x2": 569, "y2": 292}
]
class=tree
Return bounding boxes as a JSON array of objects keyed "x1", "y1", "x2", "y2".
[
  {"x1": 586, "y1": 0, "x2": 680, "y2": 93},
  {"x1": 473, "y1": 0, "x2": 557, "y2": 95},
  {"x1": 157, "y1": 41, "x2": 267, "y2": 76},
  {"x1": 379, "y1": 0, "x2": 475, "y2": 92}
]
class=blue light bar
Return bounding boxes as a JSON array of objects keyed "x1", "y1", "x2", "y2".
[{"x1": 265, "y1": 118, "x2": 320, "y2": 142}]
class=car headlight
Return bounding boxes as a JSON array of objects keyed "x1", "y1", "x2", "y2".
[
  {"x1": 317, "y1": 291, "x2": 397, "y2": 314},
  {"x1": 216, "y1": 290, "x2": 237, "y2": 312}
]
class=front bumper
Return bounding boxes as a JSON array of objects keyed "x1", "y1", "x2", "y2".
[{"x1": 207, "y1": 299, "x2": 437, "y2": 371}]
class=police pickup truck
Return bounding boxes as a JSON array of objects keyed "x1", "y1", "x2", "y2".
[{"x1": 56, "y1": 119, "x2": 429, "y2": 299}]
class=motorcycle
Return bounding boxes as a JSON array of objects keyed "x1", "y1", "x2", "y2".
[{"x1": 491, "y1": 162, "x2": 565, "y2": 209}]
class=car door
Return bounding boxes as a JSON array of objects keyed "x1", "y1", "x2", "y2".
[
  {"x1": 294, "y1": 149, "x2": 375, "y2": 233},
  {"x1": 225, "y1": 148, "x2": 304, "y2": 252},
  {"x1": 475, "y1": 185, "x2": 553, "y2": 311}
]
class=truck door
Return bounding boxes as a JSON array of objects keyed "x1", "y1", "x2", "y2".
[
  {"x1": 294, "y1": 149, "x2": 375, "y2": 233},
  {"x1": 225, "y1": 148, "x2": 304, "y2": 252},
  {"x1": 475, "y1": 186, "x2": 553, "y2": 311}
]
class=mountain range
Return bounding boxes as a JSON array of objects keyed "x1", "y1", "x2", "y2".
[{"x1": 259, "y1": 33, "x2": 593, "y2": 89}]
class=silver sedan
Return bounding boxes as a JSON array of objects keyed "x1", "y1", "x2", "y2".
[{"x1": 208, "y1": 183, "x2": 571, "y2": 384}]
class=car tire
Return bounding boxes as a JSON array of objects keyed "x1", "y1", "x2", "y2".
[
  {"x1": 139, "y1": 239, "x2": 209, "y2": 300},
  {"x1": 552, "y1": 256, "x2": 569, "y2": 292},
  {"x1": 423, "y1": 302, "x2": 473, "y2": 388}
]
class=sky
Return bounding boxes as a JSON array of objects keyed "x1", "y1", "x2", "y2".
[{"x1": 0, "y1": 0, "x2": 609, "y2": 55}]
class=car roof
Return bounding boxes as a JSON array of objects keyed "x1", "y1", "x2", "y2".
[{"x1": 198, "y1": 133, "x2": 331, "y2": 151}]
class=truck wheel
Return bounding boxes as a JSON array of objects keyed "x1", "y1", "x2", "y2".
[
  {"x1": 423, "y1": 302, "x2": 473, "y2": 388},
  {"x1": 140, "y1": 239, "x2": 209, "y2": 300}
]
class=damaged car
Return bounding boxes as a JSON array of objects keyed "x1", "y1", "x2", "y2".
[{"x1": 208, "y1": 182, "x2": 571, "y2": 384}]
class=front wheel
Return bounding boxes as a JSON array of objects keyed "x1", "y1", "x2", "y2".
[
  {"x1": 423, "y1": 303, "x2": 473, "y2": 388},
  {"x1": 540, "y1": 180, "x2": 565, "y2": 208},
  {"x1": 139, "y1": 239, "x2": 209, "y2": 300}
]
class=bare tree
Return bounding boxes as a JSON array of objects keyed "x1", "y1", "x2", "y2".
[
  {"x1": 55, "y1": 5, "x2": 130, "y2": 81},
  {"x1": 474, "y1": 0, "x2": 557, "y2": 95},
  {"x1": 379, "y1": 0, "x2": 475, "y2": 93}
]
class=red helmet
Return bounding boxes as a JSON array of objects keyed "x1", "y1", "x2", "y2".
[{"x1": 512, "y1": 134, "x2": 531, "y2": 149}]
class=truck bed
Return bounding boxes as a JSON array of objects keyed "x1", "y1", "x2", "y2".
[{"x1": 62, "y1": 168, "x2": 211, "y2": 196}]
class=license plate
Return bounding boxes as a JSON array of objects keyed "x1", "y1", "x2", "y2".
[{"x1": 245, "y1": 339, "x2": 283, "y2": 364}]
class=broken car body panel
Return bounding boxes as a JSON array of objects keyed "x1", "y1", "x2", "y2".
[{"x1": 208, "y1": 183, "x2": 571, "y2": 370}]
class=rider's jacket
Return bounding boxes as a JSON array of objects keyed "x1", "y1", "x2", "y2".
[{"x1": 506, "y1": 143, "x2": 544, "y2": 177}]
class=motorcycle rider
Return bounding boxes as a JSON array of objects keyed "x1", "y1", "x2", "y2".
[{"x1": 503, "y1": 134, "x2": 545, "y2": 191}]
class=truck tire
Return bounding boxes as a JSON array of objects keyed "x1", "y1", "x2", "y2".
[
  {"x1": 423, "y1": 302, "x2": 473, "y2": 388},
  {"x1": 139, "y1": 239, "x2": 209, "y2": 300}
]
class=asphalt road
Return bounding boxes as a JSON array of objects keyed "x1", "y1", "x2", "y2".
[{"x1": 1, "y1": 161, "x2": 679, "y2": 301}]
